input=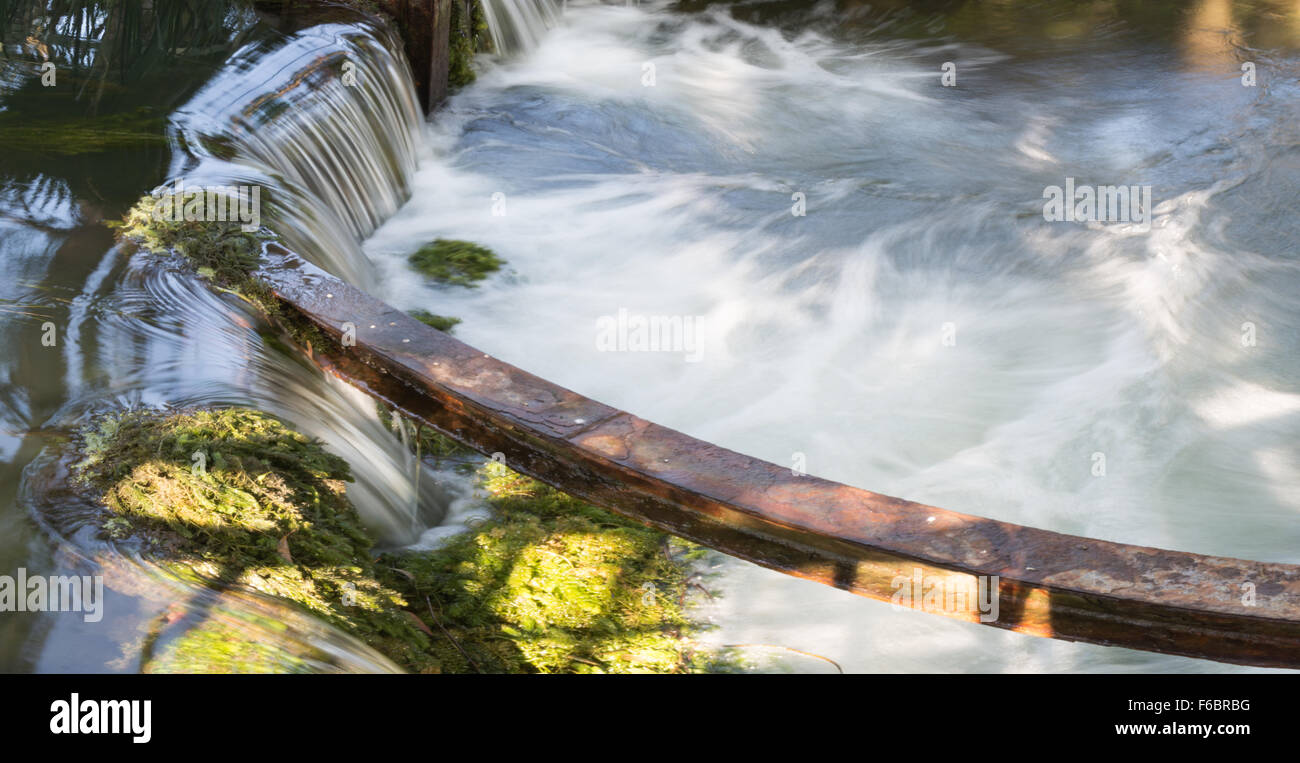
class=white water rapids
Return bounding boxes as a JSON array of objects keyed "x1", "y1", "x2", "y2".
[{"x1": 363, "y1": 0, "x2": 1300, "y2": 672}]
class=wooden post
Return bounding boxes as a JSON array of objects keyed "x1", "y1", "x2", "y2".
[
  {"x1": 428, "y1": 0, "x2": 451, "y2": 109},
  {"x1": 381, "y1": 0, "x2": 453, "y2": 113}
]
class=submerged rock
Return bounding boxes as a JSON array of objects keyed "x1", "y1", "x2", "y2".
[
  {"x1": 408, "y1": 238, "x2": 504, "y2": 286},
  {"x1": 407, "y1": 308, "x2": 462, "y2": 332}
]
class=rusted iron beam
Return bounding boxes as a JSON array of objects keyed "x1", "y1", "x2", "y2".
[{"x1": 259, "y1": 246, "x2": 1300, "y2": 669}]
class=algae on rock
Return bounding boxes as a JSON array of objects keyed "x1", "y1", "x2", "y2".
[
  {"x1": 74, "y1": 406, "x2": 732, "y2": 673},
  {"x1": 449, "y1": 0, "x2": 492, "y2": 89},
  {"x1": 408, "y1": 308, "x2": 461, "y2": 332},
  {"x1": 74, "y1": 407, "x2": 441, "y2": 673},
  {"x1": 111, "y1": 192, "x2": 330, "y2": 353},
  {"x1": 408, "y1": 238, "x2": 503, "y2": 286},
  {"x1": 379, "y1": 461, "x2": 732, "y2": 674}
]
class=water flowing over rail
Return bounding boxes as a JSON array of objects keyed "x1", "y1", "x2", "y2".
[
  {"x1": 164, "y1": 3, "x2": 1300, "y2": 668},
  {"x1": 170, "y1": 20, "x2": 425, "y2": 290},
  {"x1": 10, "y1": 9, "x2": 459, "y2": 671}
]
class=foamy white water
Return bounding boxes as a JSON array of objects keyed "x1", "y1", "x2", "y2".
[{"x1": 365, "y1": 1, "x2": 1300, "y2": 671}]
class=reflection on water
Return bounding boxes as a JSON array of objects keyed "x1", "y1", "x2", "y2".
[
  {"x1": 366, "y1": 0, "x2": 1300, "y2": 671},
  {"x1": 0, "y1": 0, "x2": 265, "y2": 672}
]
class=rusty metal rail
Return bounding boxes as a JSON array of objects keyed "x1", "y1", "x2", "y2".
[{"x1": 259, "y1": 245, "x2": 1300, "y2": 669}]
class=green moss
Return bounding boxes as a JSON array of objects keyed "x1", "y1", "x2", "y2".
[
  {"x1": 145, "y1": 614, "x2": 314, "y2": 674},
  {"x1": 110, "y1": 194, "x2": 263, "y2": 281},
  {"x1": 110, "y1": 193, "x2": 330, "y2": 353},
  {"x1": 408, "y1": 238, "x2": 503, "y2": 286},
  {"x1": 73, "y1": 406, "x2": 734, "y2": 673},
  {"x1": 449, "y1": 0, "x2": 491, "y2": 88},
  {"x1": 74, "y1": 408, "x2": 440, "y2": 673},
  {"x1": 408, "y1": 309, "x2": 461, "y2": 333},
  {"x1": 379, "y1": 461, "x2": 733, "y2": 673}
]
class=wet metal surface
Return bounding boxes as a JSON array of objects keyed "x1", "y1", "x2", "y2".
[{"x1": 260, "y1": 245, "x2": 1300, "y2": 669}]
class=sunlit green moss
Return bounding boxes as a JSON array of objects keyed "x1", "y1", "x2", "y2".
[
  {"x1": 74, "y1": 406, "x2": 733, "y2": 673},
  {"x1": 146, "y1": 616, "x2": 314, "y2": 674},
  {"x1": 408, "y1": 238, "x2": 503, "y2": 286},
  {"x1": 74, "y1": 408, "x2": 440, "y2": 673},
  {"x1": 379, "y1": 461, "x2": 736, "y2": 673}
]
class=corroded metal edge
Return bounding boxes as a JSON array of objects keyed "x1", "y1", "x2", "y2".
[{"x1": 259, "y1": 245, "x2": 1300, "y2": 669}]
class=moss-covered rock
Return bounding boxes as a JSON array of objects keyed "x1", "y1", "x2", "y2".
[
  {"x1": 74, "y1": 408, "x2": 439, "y2": 673},
  {"x1": 379, "y1": 461, "x2": 731, "y2": 673},
  {"x1": 408, "y1": 238, "x2": 503, "y2": 286},
  {"x1": 111, "y1": 193, "x2": 330, "y2": 352},
  {"x1": 144, "y1": 611, "x2": 315, "y2": 674},
  {"x1": 449, "y1": 0, "x2": 491, "y2": 89},
  {"x1": 408, "y1": 308, "x2": 461, "y2": 332},
  {"x1": 111, "y1": 193, "x2": 264, "y2": 279},
  {"x1": 74, "y1": 406, "x2": 730, "y2": 673}
]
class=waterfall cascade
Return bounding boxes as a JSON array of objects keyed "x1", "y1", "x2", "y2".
[
  {"x1": 481, "y1": 0, "x2": 562, "y2": 56},
  {"x1": 170, "y1": 19, "x2": 425, "y2": 291},
  {"x1": 359, "y1": 0, "x2": 1300, "y2": 672},
  {"x1": 152, "y1": 16, "x2": 452, "y2": 547}
]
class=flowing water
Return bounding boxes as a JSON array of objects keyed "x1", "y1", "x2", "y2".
[
  {"x1": 3, "y1": 0, "x2": 1299, "y2": 673},
  {"x1": 363, "y1": 0, "x2": 1300, "y2": 672},
  {"x1": 481, "y1": 0, "x2": 562, "y2": 55}
]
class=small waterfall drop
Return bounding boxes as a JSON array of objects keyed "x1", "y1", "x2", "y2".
[
  {"x1": 154, "y1": 16, "x2": 454, "y2": 546},
  {"x1": 363, "y1": 0, "x2": 1300, "y2": 673},
  {"x1": 170, "y1": 19, "x2": 425, "y2": 291},
  {"x1": 481, "y1": 0, "x2": 562, "y2": 56}
]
